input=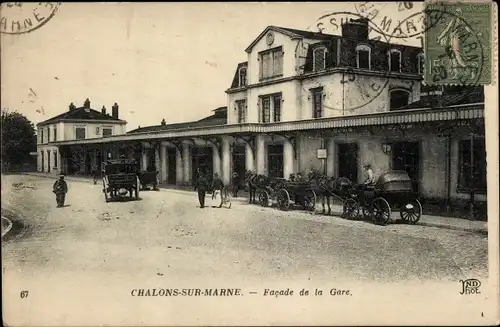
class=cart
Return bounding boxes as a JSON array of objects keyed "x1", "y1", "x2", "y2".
[{"x1": 101, "y1": 158, "x2": 140, "y2": 202}]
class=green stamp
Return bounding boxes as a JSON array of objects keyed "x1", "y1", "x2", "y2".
[{"x1": 424, "y1": 2, "x2": 491, "y2": 85}]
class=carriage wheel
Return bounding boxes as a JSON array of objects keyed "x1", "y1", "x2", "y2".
[
  {"x1": 277, "y1": 189, "x2": 290, "y2": 211},
  {"x1": 258, "y1": 190, "x2": 270, "y2": 207},
  {"x1": 102, "y1": 178, "x2": 109, "y2": 203},
  {"x1": 303, "y1": 189, "x2": 316, "y2": 212},
  {"x1": 371, "y1": 198, "x2": 391, "y2": 225},
  {"x1": 342, "y1": 198, "x2": 360, "y2": 220},
  {"x1": 361, "y1": 206, "x2": 371, "y2": 220},
  {"x1": 400, "y1": 198, "x2": 422, "y2": 224}
]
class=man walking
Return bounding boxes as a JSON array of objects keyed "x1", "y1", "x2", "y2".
[
  {"x1": 231, "y1": 171, "x2": 239, "y2": 197},
  {"x1": 53, "y1": 174, "x2": 68, "y2": 207},
  {"x1": 211, "y1": 172, "x2": 224, "y2": 208},
  {"x1": 194, "y1": 168, "x2": 208, "y2": 208}
]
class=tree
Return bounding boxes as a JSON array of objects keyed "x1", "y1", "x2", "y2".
[{"x1": 1, "y1": 109, "x2": 37, "y2": 171}]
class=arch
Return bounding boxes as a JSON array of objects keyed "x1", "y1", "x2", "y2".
[
  {"x1": 238, "y1": 67, "x2": 247, "y2": 87},
  {"x1": 417, "y1": 53, "x2": 425, "y2": 75},
  {"x1": 389, "y1": 88, "x2": 411, "y2": 110},
  {"x1": 356, "y1": 44, "x2": 371, "y2": 69},
  {"x1": 313, "y1": 47, "x2": 327, "y2": 72},
  {"x1": 388, "y1": 48, "x2": 402, "y2": 72}
]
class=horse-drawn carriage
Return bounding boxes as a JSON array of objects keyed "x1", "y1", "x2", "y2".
[
  {"x1": 101, "y1": 158, "x2": 141, "y2": 202},
  {"x1": 342, "y1": 170, "x2": 422, "y2": 225},
  {"x1": 138, "y1": 170, "x2": 159, "y2": 191}
]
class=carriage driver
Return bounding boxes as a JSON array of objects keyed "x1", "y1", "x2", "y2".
[{"x1": 356, "y1": 164, "x2": 375, "y2": 206}]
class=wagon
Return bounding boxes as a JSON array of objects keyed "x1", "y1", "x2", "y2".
[
  {"x1": 257, "y1": 178, "x2": 286, "y2": 207},
  {"x1": 345, "y1": 170, "x2": 422, "y2": 225},
  {"x1": 101, "y1": 158, "x2": 141, "y2": 202},
  {"x1": 274, "y1": 180, "x2": 317, "y2": 212},
  {"x1": 139, "y1": 170, "x2": 159, "y2": 190}
]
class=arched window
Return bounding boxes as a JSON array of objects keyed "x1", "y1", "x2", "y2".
[
  {"x1": 388, "y1": 49, "x2": 402, "y2": 72},
  {"x1": 238, "y1": 67, "x2": 247, "y2": 87},
  {"x1": 389, "y1": 89, "x2": 410, "y2": 110},
  {"x1": 313, "y1": 47, "x2": 327, "y2": 72},
  {"x1": 356, "y1": 44, "x2": 371, "y2": 69},
  {"x1": 417, "y1": 53, "x2": 424, "y2": 75}
]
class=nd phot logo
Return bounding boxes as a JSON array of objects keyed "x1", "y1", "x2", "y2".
[{"x1": 459, "y1": 278, "x2": 481, "y2": 295}]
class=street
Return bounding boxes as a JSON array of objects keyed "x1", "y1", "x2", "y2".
[{"x1": 1, "y1": 174, "x2": 490, "y2": 325}]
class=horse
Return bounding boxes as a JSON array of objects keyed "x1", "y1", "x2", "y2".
[
  {"x1": 244, "y1": 170, "x2": 270, "y2": 204},
  {"x1": 307, "y1": 169, "x2": 353, "y2": 214}
]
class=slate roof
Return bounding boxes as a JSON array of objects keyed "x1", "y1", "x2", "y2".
[
  {"x1": 127, "y1": 107, "x2": 227, "y2": 134},
  {"x1": 37, "y1": 106, "x2": 125, "y2": 126}
]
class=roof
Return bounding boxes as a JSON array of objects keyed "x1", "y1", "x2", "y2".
[
  {"x1": 245, "y1": 26, "x2": 337, "y2": 53},
  {"x1": 37, "y1": 106, "x2": 125, "y2": 126},
  {"x1": 127, "y1": 107, "x2": 227, "y2": 134}
]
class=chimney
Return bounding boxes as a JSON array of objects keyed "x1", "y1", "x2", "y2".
[
  {"x1": 161, "y1": 118, "x2": 166, "y2": 125},
  {"x1": 341, "y1": 18, "x2": 369, "y2": 40},
  {"x1": 101, "y1": 106, "x2": 106, "y2": 115},
  {"x1": 112, "y1": 102, "x2": 119, "y2": 119},
  {"x1": 84, "y1": 98, "x2": 90, "y2": 108},
  {"x1": 69, "y1": 102, "x2": 76, "y2": 111}
]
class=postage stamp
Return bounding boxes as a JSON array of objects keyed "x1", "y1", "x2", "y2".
[
  {"x1": 0, "y1": 2, "x2": 60, "y2": 35},
  {"x1": 424, "y1": 2, "x2": 492, "y2": 85}
]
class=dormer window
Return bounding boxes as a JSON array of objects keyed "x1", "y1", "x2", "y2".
[
  {"x1": 313, "y1": 47, "x2": 327, "y2": 72},
  {"x1": 356, "y1": 44, "x2": 371, "y2": 69},
  {"x1": 388, "y1": 49, "x2": 402, "y2": 72},
  {"x1": 238, "y1": 67, "x2": 247, "y2": 87},
  {"x1": 417, "y1": 53, "x2": 424, "y2": 75}
]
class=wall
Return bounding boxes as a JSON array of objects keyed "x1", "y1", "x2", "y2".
[
  {"x1": 298, "y1": 134, "x2": 324, "y2": 174},
  {"x1": 246, "y1": 80, "x2": 299, "y2": 122},
  {"x1": 63, "y1": 122, "x2": 126, "y2": 141},
  {"x1": 37, "y1": 144, "x2": 60, "y2": 173},
  {"x1": 227, "y1": 91, "x2": 247, "y2": 124}
]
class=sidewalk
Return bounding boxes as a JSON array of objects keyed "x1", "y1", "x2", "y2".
[{"x1": 22, "y1": 172, "x2": 488, "y2": 235}]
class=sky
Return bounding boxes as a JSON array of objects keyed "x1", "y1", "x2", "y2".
[{"x1": 1, "y1": 2, "x2": 422, "y2": 131}]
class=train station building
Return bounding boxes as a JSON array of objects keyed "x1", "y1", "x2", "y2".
[{"x1": 36, "y1": 19, "x2": 486, "y2": 206}]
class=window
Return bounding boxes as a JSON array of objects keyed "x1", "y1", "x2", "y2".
[
  {"x1": 417, "y1": 53, "x2": 424, "y2": 75},
  {"x1": 53, "y1": 151, "x2": 57, "y2": 168},
  {"x1": 40, "y1": 129, "x2": 44, "y2": 143},
  {"x1": 312, "y1": 88, "x2": 323, "y2": 118},
  {"x1": 95, "y1": 127, "x2": 100, "y2": 135},
  {"x1": 389, "y1": 89, "x2": 410, "y2": 110},
  {"x1": 259, "y1": 93, "x2": 282, "y2": 123},
  {"x1": 238, "y1": 67, "x2": 247, "y2": 87},
  {"x1": 75, "y1": 127, "x2": 86, "y2": 140},
  {"x1": 458, "y1": 137, "x2": 486, "y2": 192},
  {"x1": 103, "y1": 128, "x2": 113, "y2": 137},
  {"x1": 259, "y1": 47, "x2": 283, "y2": 79},
  {"x1": 388, "y1": 49, "x2": 402, "y2": 72},
  {"x1": 273, "y1": 94, "x2": 281, "y2": 122},
  {"x1": 53, "y1": 126, "x2": 57, "y2": 142},
  {"x1": 236, "y1": 99, "x2": 247, "y2": 123},
  {"x1": 313, "y1": 47, "x2": 326, "y2": 72},
  {"x1": 356, "y1": 44, "x2": 371, "y2": 69}
]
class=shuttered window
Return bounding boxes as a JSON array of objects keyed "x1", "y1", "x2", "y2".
[
  {"x1": 260, "y1": 47, "x2": 283, "y2": 79},
  {"x1": 313, "y1": 48, "x2": 326, "y2": 72}
]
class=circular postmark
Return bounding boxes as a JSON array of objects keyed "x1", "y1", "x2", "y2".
[
  {"x1": 297, "y1": 11, "x2": 417, "y2": 114},
  {"x1": 0, "y1": 2, "x2": 60, "y2": 35}
]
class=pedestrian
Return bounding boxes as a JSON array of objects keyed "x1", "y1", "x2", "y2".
[
  {"x1": 194, "y1": 168, "x2": 208, "y2": 208},
  {"x1": 91, "y1": 164, "x2": 98, "y2": 185},
  {"x1": 231, "y1": 171, "x2": 239, "y2": 197},
  {"x1": 211, "y1": 172, "x2": 224, "y2": 208},
  {"x1": 53, "y1": 174, "x2": 68, "y2": 208}
]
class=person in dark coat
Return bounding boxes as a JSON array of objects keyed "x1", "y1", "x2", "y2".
[
  {"x1": 194, "y1": 168, "x2": 208, "y2": 208},
  {"x1": 53, "y1": 174, "x2": 68, "y2": 207},
  {"x1": 211, "y1": 172, "x2": 224, "y2": 208},
  {"x1": 231, "y1": 171, "x2": 239, "y2": 197}
]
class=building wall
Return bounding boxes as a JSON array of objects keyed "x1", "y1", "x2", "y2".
[
  {"x1": 227, "y1": 90, "x2": 247, "y2": 124},
  {"x1": 37, "y1": 144, "x2": 60, "y2": 174}
]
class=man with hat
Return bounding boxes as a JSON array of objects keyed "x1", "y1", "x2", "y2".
[
  {"x1": 53, "y1": 174, "x2": 68, "y2": 208},
  {"x1": 194, "y1": 168, "x2": 209, "y2": 208},
  {"x1": 356, "y1": 164, "x2": 375, "y2": 207}
]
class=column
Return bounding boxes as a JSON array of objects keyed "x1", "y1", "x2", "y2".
[
  {"x1": 221, "y1": 138, "x2": 231, "y2": 186},
  {"x1": 255, "y1": 134, "x2": 266, "y2": 175},
  {"x1": 182, "y1": 142, "x2": 191, "y2": 185},
  {"x1": 283, "y1": 138, "x2": 295, "y2": 180},
  {"x1": 326, "y1": 138, "x2": 335, "y2": 176},
  {"x1": 245, "y1": 142, "x2": 255, "y2": 172},
  {"x1": 160, "y1": 143, "x2": 168, "y2": 183},
  {"x1": 141, "y1": 143, "x2": 148, "y2": 171},
  {"x1": 154, "y1": 147, "x2": 160, "y2": 171},
  {"x1": 176, "y1": 147, "x2": 183, "y2": 185},
  {"x1": 212, "y1": 145, "x2": 221, "y2": 177}
]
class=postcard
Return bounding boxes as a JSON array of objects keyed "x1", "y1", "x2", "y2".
[{"x1": 1, "y1": 2, "x2": 499, "y2": 326}]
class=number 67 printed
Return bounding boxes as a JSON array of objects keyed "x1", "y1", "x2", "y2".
[{"x1": 20, "y1": 290, "x2": 29, "y2": 299}]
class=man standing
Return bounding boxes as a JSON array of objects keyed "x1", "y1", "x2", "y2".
[
  {"x1": 194, "y1": 168, "x2": 208, "y2": 208},
  {"x1": 357, "y1": 164, "x2": 375, "y2": 207},
  {"x1": 53, "y1": 174, "x2": 68, "y2": 208},
  {"x1": 231, "y1": 171, "x2": 239, "y2": 197},
  {"x1": 211, "y1": 172, "x2": 224, "y2": 208}
]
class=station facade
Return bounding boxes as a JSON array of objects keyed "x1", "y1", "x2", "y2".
[{"x1": 37, "y1": 19, "x2": 486, "y2": 204}]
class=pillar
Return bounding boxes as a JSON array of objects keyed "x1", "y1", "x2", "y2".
[
  {"x1": 155, "y1": 147, "x2": 160, "y2": 172},
  {"x1": 221, "y1": 138, "x2": 231, "y2": 186},
  {"x1": 283, "y1": 139, "x2": 295, "y2": 180},
  {"x1": 141, "y1": 149, "x2": 148, "y2": 171},
  {"x1": 326, "y1": 138, "x2": 335, "y2": 176},
  {"x1": 256, "y1": 134, "x2": 266, "y2": 175},
  {"x1": 176, "y1": 147, "x2": 183, "y2": 185},
  {"x1": 245, "y1": 142, "x2": 255, "y2": 172},
  {"x1": 182, "y1": 142, "x2": 191, "y2": 185},
  {"x1": 212, "y1": 145, "x2": 221, "y2": 177},
  {"x1": 160, "y1": 143, "x2": 168, "y2": 183}
]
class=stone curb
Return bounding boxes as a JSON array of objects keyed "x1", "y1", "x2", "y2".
[{"x1": 21, "y1": 173, "x2": 487, "y2": 234}]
